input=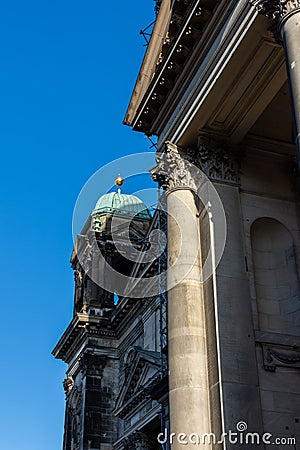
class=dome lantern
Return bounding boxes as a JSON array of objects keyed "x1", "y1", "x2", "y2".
[{"x1": 91, "y1": 176, "x2": 152, "y2": 229}]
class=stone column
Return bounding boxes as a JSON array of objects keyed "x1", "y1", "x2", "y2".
[
  {"x1": 167, "y1": 189, "x2": 210, "y2": 449},
  {"x1": 250, "y1": 1, "x2": 300, "y2": 165},
  {"x1": 151, "y1": 142, "x2": 211, "y2": 450}
]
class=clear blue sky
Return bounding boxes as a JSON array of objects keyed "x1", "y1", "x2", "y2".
[{"x1": 0, "y1": 1, "x2": 155, "y2": 449}]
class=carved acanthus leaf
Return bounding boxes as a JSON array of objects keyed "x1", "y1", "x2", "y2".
[
  {"x1": 250, "y1": 0, "x2": 300, "y2": 20},
  {"x1": 197, "y1": 134, "x2": 240, "y2": 184},
  {"x1": 150, "y1": 141, "x2": 205, "y2": 191},
  {"x1": 151, "y1": 138, "x2": 240, "y2": 191}
]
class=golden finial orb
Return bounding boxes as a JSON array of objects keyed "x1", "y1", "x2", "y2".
[{"x1": 114, "y1": 174, "x2": 124, "y2": 193}]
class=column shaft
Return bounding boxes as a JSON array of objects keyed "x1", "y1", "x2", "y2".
[
  {"x1": 280, "y1": 8, "x2": 300, "y2": 162},
  {"x1": 167, "y1": 188, "x2": 210, "y2": 449}
]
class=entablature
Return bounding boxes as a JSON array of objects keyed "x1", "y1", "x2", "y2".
[{"x1": 52, "y1": 313, "x2": 115, "y2": 362}]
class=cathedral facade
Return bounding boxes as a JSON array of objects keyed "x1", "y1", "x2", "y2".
[{"x1": 53, "y1": 1, "x2": 300, "y2": 449}]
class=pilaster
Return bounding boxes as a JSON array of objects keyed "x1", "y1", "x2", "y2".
[
  {"x1": 62, "y1": 353, "x2": 118, "y2": 450},
  {"x1": 195, "y1": 134, "x2": 264, "y2": 447}
]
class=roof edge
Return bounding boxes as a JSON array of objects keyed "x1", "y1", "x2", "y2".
[{"x1": 124, "y1": 0, "x2": 172, "y2": 127}]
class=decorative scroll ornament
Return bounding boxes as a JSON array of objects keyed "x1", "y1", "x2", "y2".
[
  {"x1": 151, "y1": 139, "x2": 240, "y2": 190},
  {"x1": 250, "y1": 0, "x2": 300, "y2": 20},
  {"x1": 262, "y1": 343, "x2": 300, "y2": 372}
]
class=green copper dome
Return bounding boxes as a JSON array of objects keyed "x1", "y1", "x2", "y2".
[{"x1": 92, "y1": 192, "x2": 152, "y2": 221}]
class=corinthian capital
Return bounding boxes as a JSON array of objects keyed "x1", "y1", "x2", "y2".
[
  {"x1": 150, "y1": 142, "x2": 204, "y2": 191},
  {"x1": 250, "y1": 0, "x2": 300, "y2": 20}
]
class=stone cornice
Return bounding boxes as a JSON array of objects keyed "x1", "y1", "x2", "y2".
[
  {"x1": 111, "y1": 296, "x2": 142, "y2": 331},
  {"x1": 54, "y1": 277, "x2": 157, "y2": 363},
  {"x1": 52, "y1": 313, "x2": 115, "y2": 362},
  {"x1": 125, "y1": 0, "x2": 219, "y2": 133},
  {"x1": 124, "y1": 0, "x2": 173, "y2": 127},
  {"x1": 153, "y1": 1, "x2": 279, "y2": 145}
]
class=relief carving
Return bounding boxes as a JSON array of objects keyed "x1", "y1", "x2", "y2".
[
  {"x1": 63, "y1": 376, "x2": 75, "y2": 396},
  {"x1": 250, "y1": 0, "x2": 300, "y2": 20},
  {"x1": 150, "y1": 141, "x2": 202, "y2": 191},
  {"x1": 262, "y1": 343, "x2": 300, "y2": 371},
  {"x1": 151, "y1": 139, "x2": 240, "y2": 191},
  {"x1": 197, "y1": 133, "x2": 240, "y2": 184}
]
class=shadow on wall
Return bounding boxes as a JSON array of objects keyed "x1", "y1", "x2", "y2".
[{"x1": 251, "y1": 217, "x2": 300, "y2": 336}]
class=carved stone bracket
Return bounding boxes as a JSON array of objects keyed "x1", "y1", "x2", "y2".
[
  {"x1": 250, "y1": 1, "x2": 300, "y2": 21},
  {"x1": 79, "y1": 353, "x2": 107, "y2": 377},
  {"x1": 261, "y1": 343, "x2": 300, "y2": 372}
]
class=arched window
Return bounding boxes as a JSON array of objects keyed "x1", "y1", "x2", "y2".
[{"x1": 251, "y1": 218, "x2": 300, "y2": 335}]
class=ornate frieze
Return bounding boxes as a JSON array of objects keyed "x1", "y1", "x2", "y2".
[
  {"x1": 197, "y1": 133, "x2": 240, "y2": 184},
  {"x1": 151, "y1": 139, "x2": 240, "y2": 191},
  {"x1": 250, "y1": 0, "x2": 300, "y2": 21}
]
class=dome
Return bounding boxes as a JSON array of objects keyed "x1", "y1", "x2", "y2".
[{"x1": 92, "y1": 192, "x2": 152, "y2": 221}]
